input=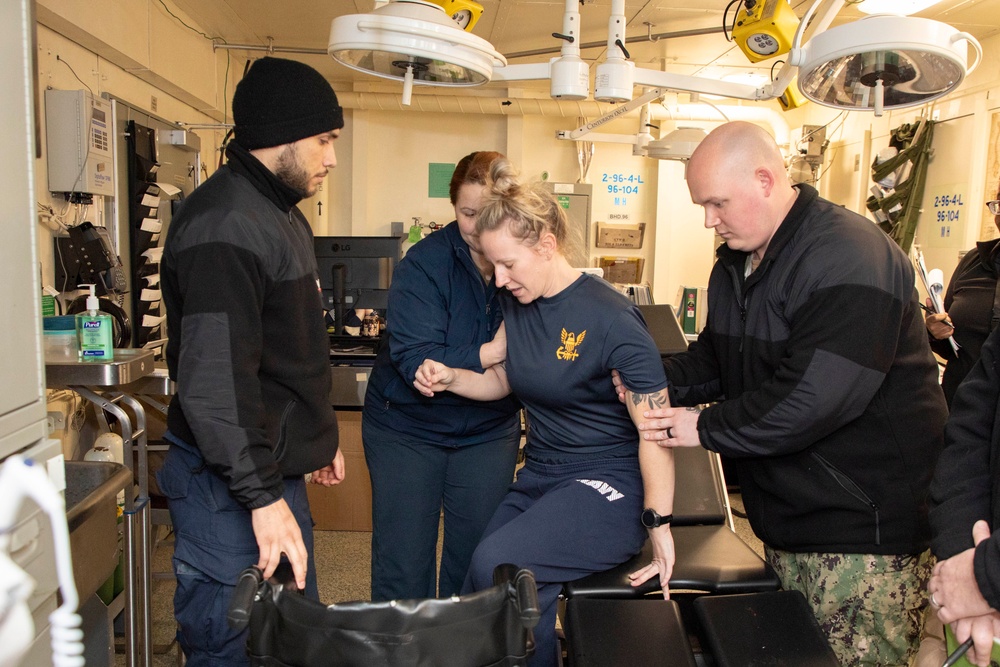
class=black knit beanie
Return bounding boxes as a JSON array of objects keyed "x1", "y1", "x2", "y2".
[{"x1": 232, "y1": 57, "x2": 344, "y2": 150}]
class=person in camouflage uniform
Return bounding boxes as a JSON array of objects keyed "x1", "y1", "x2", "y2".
[
  {"x1": 628, "y1": 122, "x2": 947, "y2": 666},
  {"x1": 768, "y1": 551, "x2": 934, "y2": 664}
]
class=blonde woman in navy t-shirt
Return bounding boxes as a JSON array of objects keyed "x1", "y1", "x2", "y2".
[{"x1": 414, "y1": 158, "x2": 676, "y2": 667}]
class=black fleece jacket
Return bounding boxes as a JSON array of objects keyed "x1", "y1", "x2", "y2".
[
  {"x1": 666, "y1": 185, "x2": 947, "y2": 554},
  {"x1": 929, "y1": 238, "x2": 1000, "y2": 406},
  {"x1": 930, "y1": 323, "x2": 1000, "y2": 609},
  {"x1": 161, "y1": 144, "x2": 339, "y2": 509}
]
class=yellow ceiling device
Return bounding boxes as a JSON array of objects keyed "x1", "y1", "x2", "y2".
[
  {"x1": 778, "y1": 76, "x2": 808, "y2": 111},
  {"x1": 428, "y1": 0, "x2": 485, "y2": 32},
  {"x1": 732, "y1": 0, "x2": 800, "y2": 63}
]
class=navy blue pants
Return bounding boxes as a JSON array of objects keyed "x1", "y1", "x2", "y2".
[
  {"x1": 463, "y1": 457, "x2": 647, "y2": 667},
  {"x1": 363, "y1": 416, "x2": 520, "y2": 600},
  {"x1": 157, "y1": 434, "x2": 318, "y2": 667}
]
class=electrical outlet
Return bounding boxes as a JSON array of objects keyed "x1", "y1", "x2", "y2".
[{"x1": 46, "y1": 410, "x2": 67, "y2": 431}]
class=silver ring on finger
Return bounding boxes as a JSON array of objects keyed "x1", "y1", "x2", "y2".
[{"x1": 930, "y1": 592, "x2": 940, "y2": 609}]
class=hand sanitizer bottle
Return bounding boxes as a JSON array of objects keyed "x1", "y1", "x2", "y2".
[{"x1": 76, "y1": 284, "x2": 114, "y2": 362}]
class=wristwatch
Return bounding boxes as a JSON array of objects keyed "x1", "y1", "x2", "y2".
[{"x1": 641, "y1": 508, "x2": 673, "y2": 529}]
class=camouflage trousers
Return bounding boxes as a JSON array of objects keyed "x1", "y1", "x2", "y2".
[{"x1": 765, "y1": 547, "x2": 933, "y2": 667}]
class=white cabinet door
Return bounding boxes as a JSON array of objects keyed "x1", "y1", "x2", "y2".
[{"x1": 0, "y1": 0, "x2": 47, "y2": 458}]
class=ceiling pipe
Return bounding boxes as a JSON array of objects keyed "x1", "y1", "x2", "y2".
[
  {"x1": 212, "y1": 26, "x2": 724, "y2": 60},
  {"x1": 333, "y1": 91, "x2": 789, "y2": 146}
]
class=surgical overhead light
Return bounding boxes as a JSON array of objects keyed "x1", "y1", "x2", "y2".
[
  {"x1": 327, "y1": 0, "x2": 506, "y2": 105},
  {"x1": 791, "y1": 14, "x2": 981, "y2": 114},
  {"x1": 327, "y1": 0, "x2": 982, "y2": 118},
  {"x1": 645, "y1": 127, "x2": 708, "y2": 161}
]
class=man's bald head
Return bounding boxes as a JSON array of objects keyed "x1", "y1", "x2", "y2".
[
  {"x1": 685, "y1": 121, "x2": 798, "y2": 259},
  {"x1": 689, "y1": 121, "x2": 789, "y2": 185}
]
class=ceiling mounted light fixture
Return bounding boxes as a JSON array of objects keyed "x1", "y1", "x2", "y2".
[
  {"x1": 790, "y1": 14, "x2": 981, "y2": 114},
  {"x1": 328, "y1": 0, "x2": 506, "y2": 105},
  {"x1": 645, "y1": 127, "x2": 708, "y2": 161},
  {"x1": 327, "y1": 0, "x2": 981, "y2": 118}
]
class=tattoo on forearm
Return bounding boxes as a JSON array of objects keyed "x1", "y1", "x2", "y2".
[
  {"x1": 630, "y1": 392, "x2": 668, "y2": 410},
  {"x1": 686, "y1": 406, "x2": 702, "y2": 413}
]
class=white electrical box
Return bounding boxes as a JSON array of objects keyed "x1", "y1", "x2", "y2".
[{"x1": 45, "y1": 89, "x2": 115, "y2": 196}]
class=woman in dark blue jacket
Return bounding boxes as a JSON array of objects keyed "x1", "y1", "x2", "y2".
[{"x1": 362, "y1": 151, "x2": 521, "y2": 601}]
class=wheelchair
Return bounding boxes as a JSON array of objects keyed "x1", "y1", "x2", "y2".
[{"x1": 228, "y1": 562, "x2": 540, "y2": 666}]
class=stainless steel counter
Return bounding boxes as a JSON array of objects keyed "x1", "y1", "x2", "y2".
[
  {"x1": 45, "y1": 349, "x2": 155, "y2": 667},
  {"x1": 45, "y1": 348, "x2": 155, "y2": 387}
]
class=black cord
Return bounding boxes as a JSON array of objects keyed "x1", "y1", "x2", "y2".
[
  {"x1": 722, "y1": 0, "x2": 743, "y2": 42},
  {"x1": 218, "y1": 127, "x2": 235, "y2": 170},
  {"x1": 151, "y1": 0, "x2": 230, "y2": 123},
  {"x1": 55, "y1": 56, "x2": 94, "y2": 96}
]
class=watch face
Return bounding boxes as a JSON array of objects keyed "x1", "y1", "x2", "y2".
[{"x1": 641, "y1": 508, "x2": 657, "y2": 528}]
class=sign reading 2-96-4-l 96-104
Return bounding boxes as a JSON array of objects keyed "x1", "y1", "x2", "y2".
[{"x1": 603, "y1": 173, "x2": 643, "y2": 195}]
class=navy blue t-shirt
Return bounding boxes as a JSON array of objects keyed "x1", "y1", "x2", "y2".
[{"x1": 502, "y1": 274, "x2": 669, "y2": 462}]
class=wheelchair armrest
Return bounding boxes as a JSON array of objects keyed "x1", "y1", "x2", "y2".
[
  {"x1": 492, "y1": 564, "x2": 541, "y2": 630},
  {"x1": 227, "y1": 566, "x2": 263, "y2": 631},
  {"x1": 514, "y1": 569, "x2": 541, "y2": 629}
]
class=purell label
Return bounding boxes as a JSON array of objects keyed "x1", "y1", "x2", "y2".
[
  {"x1": 83, "y1": 320, "x2": 102, "y2": 330},
  {"x1": 82, "y1": 350, "x2": 106, "y2": 357}
]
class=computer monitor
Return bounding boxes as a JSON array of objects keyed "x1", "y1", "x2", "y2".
[
  {"x1": 637, "y1": 304, "x2": 689, "y2": 358},
  {"x1": 314, "y1": 236, "x2": 402, "y2": 333}
]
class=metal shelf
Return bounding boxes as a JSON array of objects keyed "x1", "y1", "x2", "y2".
[{"x1": 45, "y1": 348, "x2": 155, "y2": 388}]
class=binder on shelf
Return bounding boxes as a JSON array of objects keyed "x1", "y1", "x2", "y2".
[{"x1": 677, "y1": 286, "x2": 706, "y2": 335}]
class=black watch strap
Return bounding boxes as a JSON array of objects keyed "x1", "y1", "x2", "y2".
[{"x1": 641, "y1": 508, "x2": 673, "y2": 528}]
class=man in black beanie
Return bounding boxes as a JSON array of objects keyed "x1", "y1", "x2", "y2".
[{"x1": 158, "y1": 56, "x2": 346, "y2": 666}]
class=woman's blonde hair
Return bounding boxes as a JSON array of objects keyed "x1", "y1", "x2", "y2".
[{"x1": 476, "y1": 158, "x2": 570, "y2": 250}]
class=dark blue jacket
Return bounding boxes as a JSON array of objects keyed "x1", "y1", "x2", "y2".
[{"x1": 363, "y1": 222, "x2": 520, "y2": 444}]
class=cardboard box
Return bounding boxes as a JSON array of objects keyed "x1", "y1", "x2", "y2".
[
  {"x1": 598, "y1": 256, "x2": 645, "y2": 284},
  {"x1": 596, "y1": 222, "x2": 645, "y2": 249},
  {"x1": 307, "y1": 411, "x2": 373, "y2": 531}
]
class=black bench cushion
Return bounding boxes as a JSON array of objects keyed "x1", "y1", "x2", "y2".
[
  {"x1": 694, "y1": 590, "x2": 840, "y2": 667},
  {"x1": 672, "y1": 447, "x2": 728, "y2": 526},
  {"x1": 563, "y1": 525, "x2": 780, "y2": 599},
  {"x1": 563, "y1": 598, "x2": 696, "y2": 667}
]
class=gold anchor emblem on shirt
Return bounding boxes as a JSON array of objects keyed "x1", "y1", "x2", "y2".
[{"x1": 557, "y1": 328, "x2": 586, "y2": 361}]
